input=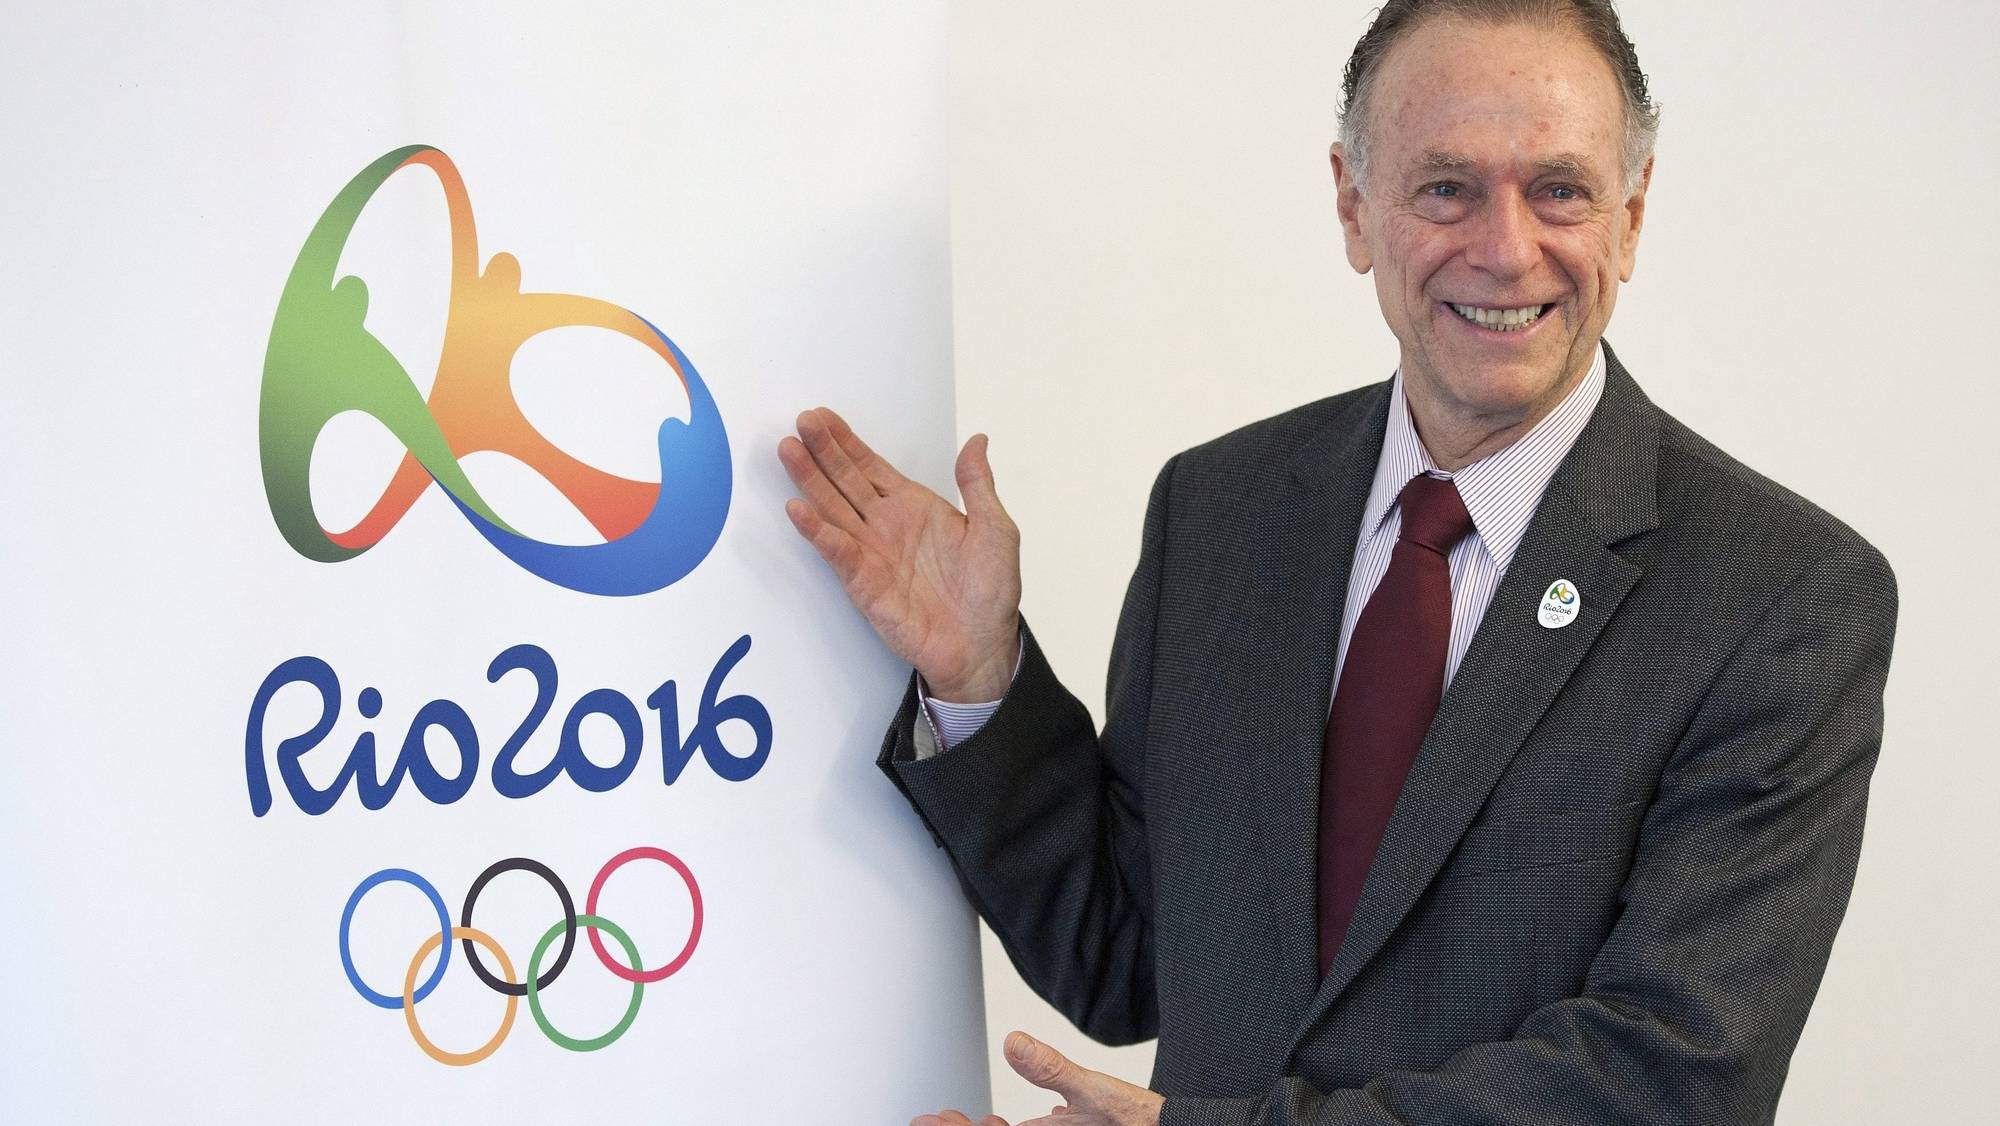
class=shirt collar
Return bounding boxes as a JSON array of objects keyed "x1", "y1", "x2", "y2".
[{"x1": 1360, "y1": 342, "x2": 1606, "y2": 572}]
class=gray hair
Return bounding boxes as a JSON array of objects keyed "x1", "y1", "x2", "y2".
[{"x1": 1338, "y1": 0, "x2": 1661, "y2": 196}]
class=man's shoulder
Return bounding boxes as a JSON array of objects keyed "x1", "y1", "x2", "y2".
[
  {"x1": 1163, "y1": 379, "x2": 1389, "y2": 496},
  {"x1": 1648, "y1": 405, "x2": 1892, "y2": 585}
]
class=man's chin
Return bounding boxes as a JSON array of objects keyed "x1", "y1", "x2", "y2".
[{"x1": 1422, "y1": 350, "x2": 1576, "y2": 421}]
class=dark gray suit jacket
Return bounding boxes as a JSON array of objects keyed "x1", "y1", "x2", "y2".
[{"x1": 877, "y1": 346, "x2": 1897, "y2": 1125}]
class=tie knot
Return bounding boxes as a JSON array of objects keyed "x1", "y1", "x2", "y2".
[{"x1": 1395, "y1": 475, "x2": 1474, "y2": 554}]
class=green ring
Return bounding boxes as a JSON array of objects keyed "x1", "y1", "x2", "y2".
[{"x1": 526, "y1": 913, "x2": 644, "y2": 1051}]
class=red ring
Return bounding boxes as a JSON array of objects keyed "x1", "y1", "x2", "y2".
[{"x1": 585, "y1": 846, "x2": 703, "y2": 983}]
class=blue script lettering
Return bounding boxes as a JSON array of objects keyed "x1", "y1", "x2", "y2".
[{"x1": 245, "y1": 636, "x2": 771, "y2": 816}]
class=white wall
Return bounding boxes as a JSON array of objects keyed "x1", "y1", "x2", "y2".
[{"x1": 946, "y1": 2, "x2": 1999, "y2": 1121}]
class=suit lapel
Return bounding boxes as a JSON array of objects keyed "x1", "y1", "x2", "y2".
[
  {"x1": 1288, "y1": 345, "x2": 1662, "y2": 1047},
  {"x1": 1247, "y1": 382, "x2": 1390, "y2": 1028}
]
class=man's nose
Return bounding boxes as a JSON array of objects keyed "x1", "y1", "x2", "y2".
[{"x1": 1462, "y1": 193, "x2": 1540, "y2": 279}]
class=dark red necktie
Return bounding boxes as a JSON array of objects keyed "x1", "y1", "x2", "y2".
[{"x1": 1317, "y1": 474, "x2": 1474, "y2": 976}]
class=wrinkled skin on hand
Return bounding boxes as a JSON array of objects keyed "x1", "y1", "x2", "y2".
[{"x1": 778, "y1": 407, "x2": 1022, "y2": 703}]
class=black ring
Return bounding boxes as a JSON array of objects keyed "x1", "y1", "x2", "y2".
[{"x1": 459, "y1": 857, "x2": 576, "y2": 996}]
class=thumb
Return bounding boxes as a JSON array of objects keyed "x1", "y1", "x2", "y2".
[
  {"x1": 1004, "y1": 1031, "x2": 1084, "y2": 1102},
  {"x1": 955, "y1": 433, "x2": 1007, "y2": 521}
]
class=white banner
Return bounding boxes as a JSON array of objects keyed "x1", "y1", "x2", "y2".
[{"x1": 0, "y1": 2, "x2": 985, "y2": 1120}]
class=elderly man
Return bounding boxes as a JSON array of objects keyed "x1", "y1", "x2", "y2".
[{"x1": 778, "y1": 1, "x2": 1896, "y2": 1123}]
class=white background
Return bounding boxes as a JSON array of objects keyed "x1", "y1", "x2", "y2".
[
  {"x1": 948, "y1": 1, "x2": 1998, "y2": 1122},
  {"x1": 0, "y1": 1, "x2": 988, "y2": 1121}
]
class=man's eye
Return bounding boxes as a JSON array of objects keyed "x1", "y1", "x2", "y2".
[
  {"x1": 1427, "y1": 183, "x2": 1460, "y2": 198},
  {"x1": 1550, "y1": 185, "x2": 1580, "y2": 201}
]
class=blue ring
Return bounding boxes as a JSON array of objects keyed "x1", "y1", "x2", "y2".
[{"x1": 339, "y1": 868, "x2": 452, "y2": 1009}]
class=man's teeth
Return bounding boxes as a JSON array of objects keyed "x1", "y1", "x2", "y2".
[{"x1": 1449, "y1": 302, "x2": 1547, "y2": 331}]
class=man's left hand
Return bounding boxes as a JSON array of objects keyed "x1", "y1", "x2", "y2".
[{"x1": 909, "y1": 1031, "x2": 1164, "y2": 1126}]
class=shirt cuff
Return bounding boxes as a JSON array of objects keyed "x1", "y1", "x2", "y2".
[{"x1": 913, "y1": 634, "x2": 1025, "y2": 758}]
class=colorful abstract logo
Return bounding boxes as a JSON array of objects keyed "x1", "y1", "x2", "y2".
[
  {"x1": 260, "y1": 145, "x2": 730, "y2": 596},
  {"x1": 1549, "y1": 581, "x2": 1576, "y2": 605}
]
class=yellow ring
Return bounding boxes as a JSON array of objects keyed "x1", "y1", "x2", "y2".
[{"x1": 402, "y1": 925, "x2": 518, "y2": 1066}]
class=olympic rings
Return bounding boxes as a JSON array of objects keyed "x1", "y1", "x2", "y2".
[
  {"x1": 586, "y1": 845, "x2": 704, "y2": 983},
  {"x1": 528, "y1": 914, "x2": 644, "y2": 1052},
  {"x1": 339, "y1": 846, "x2": 701, "y2": 1063},
  {"x1": 405, "y1": 926, "x2": 516, "y2": 1066},
  {"x1": 460, "y1": 857, "x2": 575, "y2": 996},
  {"x1": 340, "y1": 868, "x2": 451, "y2": 1009}
]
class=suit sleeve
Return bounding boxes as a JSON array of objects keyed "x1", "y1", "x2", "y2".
[
  {"x1": 875, "y1": 456, "x2": 1179, "y2": 1047},
  {"x1": 1160, "y1": 542, "x2": 1899, "y2": 1126}
]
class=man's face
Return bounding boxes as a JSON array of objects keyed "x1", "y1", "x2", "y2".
[{"x1": 1333, "y1": 17, "x2": 1649, "y2": 434}]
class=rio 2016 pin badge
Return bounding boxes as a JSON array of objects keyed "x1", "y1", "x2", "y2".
[{"x1": 1539, "y1": 579, "x2": 1581, "y2": 629}]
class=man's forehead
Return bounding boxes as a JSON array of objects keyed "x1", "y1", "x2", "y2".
[
  {"x1": 1379, "y1": 15, "x2": 1623, "y2": 102},
  {"x1": 1370, "y1": 17, "x2": 1625, "y2": 161}
]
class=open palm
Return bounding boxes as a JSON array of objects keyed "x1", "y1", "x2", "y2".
[{"x1": 778, "y1": 407, "x2": 1022, "y2": 702}]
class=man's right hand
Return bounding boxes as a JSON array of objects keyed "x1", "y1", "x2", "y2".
[{"x1": 777, "y1": 407, "x2": 1022, "y2": 703}]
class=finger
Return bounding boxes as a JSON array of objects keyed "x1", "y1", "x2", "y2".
[
  {"x1": 818, "y1": 406, "x2": 910, "y2": 491},
  {"x1": 784, "y1": 498, "x2": 866, "y2": 586},
  {"x1": 955, "y1": 433, "x2": 1007, "y2": 523},
  {"x1": 982, "y1": 1116, "x2": 1013, "y2": 1126},
  {"x1": 1004, "y1": 1031, "x2": 1085, "y2": 1103},
  {"x1": 937, "y1": 1112, "x2": 975, "y2": 1126},
  {"x1": 778, "y1": 435, "x2": 865, "y2": 536},
  {"x1": 798, "y1": 408, "x2": 880, "y2": 513}
]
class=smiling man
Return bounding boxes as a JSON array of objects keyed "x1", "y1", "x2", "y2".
[{"x1": 779, "y1": 2, "x2": 1897, "y2": 1124}]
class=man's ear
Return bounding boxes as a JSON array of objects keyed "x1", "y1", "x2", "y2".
[
  {"x1": 1330, "y1": 142, "x2": 1372, "y2": 274},
  {"x1": 1618, "y1": 155, "x2": 1653, "y2": 282}
]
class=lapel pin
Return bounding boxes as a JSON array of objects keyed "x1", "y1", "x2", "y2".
[{"x1": 1538, "y1": 579, "x2": 1580, "y2": 629}]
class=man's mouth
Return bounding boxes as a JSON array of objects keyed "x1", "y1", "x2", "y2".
[{"x1": 1445, "y1": 301, "x2": 1551, "y2": 332}]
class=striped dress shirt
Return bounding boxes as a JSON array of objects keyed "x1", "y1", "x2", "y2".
[
  {"x1": 920, "y1": 343, "x2": 1608, "y2": 753},
  {"x1": 1337, "y1": 343, "x2": 1605, "y2": 692}
]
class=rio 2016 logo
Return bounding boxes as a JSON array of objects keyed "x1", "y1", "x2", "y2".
[
  {"x1": 340, "y1": 847, "x2": 701, "y2": 1065},
  {"x1": 244, "y1": 148, "x2": 772, "y2": 819},
  {"x1": 258, "y1": 144, "x2": 730, "y2": 597}
]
